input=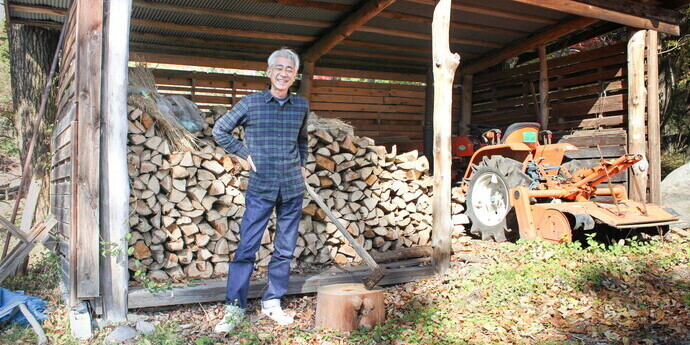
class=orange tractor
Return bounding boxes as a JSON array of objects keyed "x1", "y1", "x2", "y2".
[{"x1": 460, "y1": 122, "x2": 678, "y2": 243}]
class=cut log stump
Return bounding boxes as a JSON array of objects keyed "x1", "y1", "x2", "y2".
[{"x1": 315, "y1": 283, "x2": 385, "y2": 331}]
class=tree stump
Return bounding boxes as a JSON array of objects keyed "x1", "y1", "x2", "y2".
[{"x1": 315, "y1": 283, "x2": 385, "y2": 331}]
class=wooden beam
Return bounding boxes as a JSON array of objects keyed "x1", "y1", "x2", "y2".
[
  {"x1": 538, "y1": 44, "x2": 549, "y2": 129},
  {"x1": 464, "y1": 16, "x2": 597, "y2": 74},
  {"x1": 128, "y1": 259, "x2": 435, "y2": 309},
  {"x1": 646, "y1": 29, "x2": 661, "y2": 205},
  {"x1": 129, "y1": 32, "x2": 430, "y2": 64},
  {"x1": 8, "y1": 3, "x2": 66, "y2": 16},
  {"x1": 506, "y1": 0, "x2": 680, "y2": 36},
  {"x1": 134, "y1": 51, "x2": 425, "y2": 82},
  {"x1": 301, "y1": 0, "x2": 398, "y2": 63},
  {"x1": 100, "y1": 0, "x2": 131, "y2": 322},
  {"x1": 358, "y1": 25, "x2": 503, "y2": 48},
  {"x1": 130, "y1": 43, "x2": 425, "y2": 75},
  {"x1": 460, "y1": 74, "x2": 472, "y2": 136},
  {"x1": 431, "y1": 0, "x2": 460, "y2": 276},
  {"x1": 627, "y1": 29, "x2": 647, "y2": 201},
  {"x1": 406, "y1": 0, "x2": 558, "y2": 24},
  {"x1": 378, "y1": 10, "x2": 530, "y2": 37},
  {"x1": 341, "y1": 40, "x2": 480, "y2": 59}
]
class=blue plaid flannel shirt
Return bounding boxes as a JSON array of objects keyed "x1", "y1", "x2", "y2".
[{"x1": 212, "y1": 88, "x2": 309, "y2": 199}]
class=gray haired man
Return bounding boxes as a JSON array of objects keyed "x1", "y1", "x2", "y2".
[{"x1": 212, "y1": 48, "x2": 309, "y2": 333}]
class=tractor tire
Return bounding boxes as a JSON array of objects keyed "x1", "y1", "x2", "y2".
[{"x1": 464, "y1": 155, "x2": 532, "y2": 241}]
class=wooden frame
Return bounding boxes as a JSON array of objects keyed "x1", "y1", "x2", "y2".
[{"x1": 21, "y1": 0, "x2": 672, "y2": 311}]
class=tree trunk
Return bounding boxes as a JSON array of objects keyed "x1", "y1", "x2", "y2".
[
  {"x1": 315, "y1": 283, "x2": 385, "y2": 331},
  {"x1": 8, "y1": 24, "x2": 60, "y2": 220}
]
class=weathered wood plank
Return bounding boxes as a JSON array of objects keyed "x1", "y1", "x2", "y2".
[
  {"x1": 50, "y1": 161, "x2": 71, "y2": 182},
  {"x1": 74, "y1": 0, "x2": 103, "y2": 299},
  {"x1": 128, "y1": 260, "x2": 435, "y2": 309}
]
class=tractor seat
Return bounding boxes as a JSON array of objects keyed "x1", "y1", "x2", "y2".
[{"x1": 502, "y1": 122, "x2": 541, "y2": 144}]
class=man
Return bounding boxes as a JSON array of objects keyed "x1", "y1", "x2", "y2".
[{"x1": 212, "y1": 48, "x2": 309, "y2": 333}]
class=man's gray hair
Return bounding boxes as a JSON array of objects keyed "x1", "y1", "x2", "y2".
[{"x1": 268, "y1": 48, "x2": 300, "y2": 72}]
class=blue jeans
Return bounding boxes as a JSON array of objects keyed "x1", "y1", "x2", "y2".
[{"x1": 224, "y1": 190, "x2": 302, "y2": 309}]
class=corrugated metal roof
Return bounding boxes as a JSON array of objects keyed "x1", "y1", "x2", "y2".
[{"x1": 6, "y1": 0, "x2": 609, "y2": 75}]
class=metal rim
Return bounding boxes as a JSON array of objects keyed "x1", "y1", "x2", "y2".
[{"x1": 471, "y1": 171, "x2": 509, "y2": 227}]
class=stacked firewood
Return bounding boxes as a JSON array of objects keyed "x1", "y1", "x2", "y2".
[{"x1": 126, "y1": 106, "x2": 468, "y2": 281}]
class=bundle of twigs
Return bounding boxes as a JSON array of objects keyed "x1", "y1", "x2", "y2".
[
  {"x1": 128, "y1": 63, "x2": 199, "y2": 151},
  {"x1": 307, "y1": 111, "x2": 355, "y2": 138}
]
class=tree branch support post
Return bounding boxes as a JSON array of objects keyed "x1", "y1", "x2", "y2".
[
  {"x1": 431, "y1": 0, "x2": 460, "y2": 275},
  {"x1": 646, "y1": 30, "x2": 661, "y2": 205},
  {"x1": 298, "y1": 60, "x2": 315, "y2": 101},
  {"x1": 100, "y1": 0, "x2": 132, "y2": 321},
  {"x1": 538, "y1": 44, "x2": 549, "y2": 129},
  {"x1": 627, "y1": 29, "x2": 647, "y2": 201}
]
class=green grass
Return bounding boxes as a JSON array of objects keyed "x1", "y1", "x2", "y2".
[
  {"x1": 661, "y1": 149, "x2": 687, "y2": 179},
  {"x1": 308, "y1": 237, "x2": 690, "y2": 345},
  {"x1": 1, "y1": 236, "x2": 687, "y2": 344},
  {"x1": 2, "y1": 249, "x2": 61, "y2": 299},
  {"x1": 136, "y1": 321, "x2": 183, "y2": 345}
]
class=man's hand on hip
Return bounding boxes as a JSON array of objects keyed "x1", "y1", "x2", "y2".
[
  {"x1": 302, "y1": 167, "x2": 308, "y2": 180},
  {"x1": 246, "y1": 155, "x2": 258, "y2": 172}
]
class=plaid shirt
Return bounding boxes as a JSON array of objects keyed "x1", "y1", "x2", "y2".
[{"x1": 212, "y1": 88, "x2": 309, "y2": 199}]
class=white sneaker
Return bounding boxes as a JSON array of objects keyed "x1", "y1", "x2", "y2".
[
  {"x1": 261, "y1": 300, "x2": 294, "y2": 326},
  {"x1": 214, "y1": 305, "x2": 245, "y2": 334}
]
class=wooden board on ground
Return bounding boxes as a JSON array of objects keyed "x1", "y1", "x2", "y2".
[{"x1": 128, "y1": 258, "x2": 434, "y2": 309}]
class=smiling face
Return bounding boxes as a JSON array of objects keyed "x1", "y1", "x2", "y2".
[{"x1": 267, "y1": 56, "x2": 296, "y2": 97}]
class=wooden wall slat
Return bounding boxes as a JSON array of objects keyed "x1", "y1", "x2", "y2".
[
  {"x1": 74, "y1": 0, "x2": 103, "y2": 298},
  {"x1": 153, "y1": 70, "x2": 428, "y2": 141},
  {"x1": 50, "y1": 0, "x2": 78, "y2": 290},
  {"x1": 471, "y1": 44, "x2": 627, "y2": 132}
]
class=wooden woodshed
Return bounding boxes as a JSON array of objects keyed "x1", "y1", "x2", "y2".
[{"x1": 4, "y1": 0, "x2": 686, "y2": 323}]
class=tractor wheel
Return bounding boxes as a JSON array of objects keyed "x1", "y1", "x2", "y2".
[{"x1": 464, "y1": 155, "x2": 532, "y2": 241}]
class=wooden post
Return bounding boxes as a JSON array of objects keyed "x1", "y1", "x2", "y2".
[
  {"x1": 190, "y1": 77, "x2": 196, "y2": 102},
  {"x1": 538, "y1": 44, "x2": 549, "y2": 129},
  {"x1": 506, "y1": 0, "x2": 680, "y2": 36},
  {"x1": 460, "y1": 73, "x2": 472, "y2": 135},
  {"x1": 627, "y1": 29, "x2": 647, "y2": 201},
  {"x1": 431, "y1": 0, "x2": 460, "y2": 275},
  {"x1": 298, "y1": 60, "x2": 315, "y2": 101},
  {"x1": 100, "y1": 0, "x2": 132, "y2": 321},
  {"x1": 646, "y1": 30, "x2": 661, "y2": 205},
  {"x1": 423, "y1": 68, "x2": 434, "y2": 172},
  {"x1": 230, "y1": 79, "x2": 236, "y2": 106},
  {"x1": 74, "y1": 0, "x2": 104, "y2": 299}
]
